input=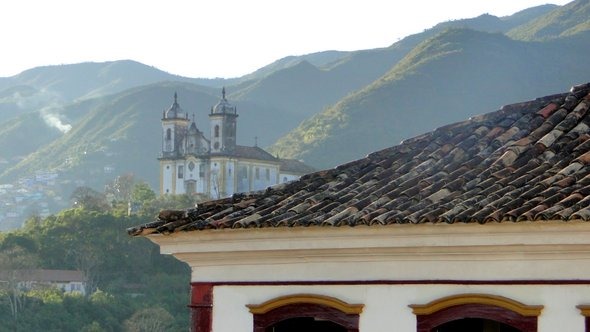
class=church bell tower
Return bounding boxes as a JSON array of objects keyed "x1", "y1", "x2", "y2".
[
  {"x1": 159, "y1": 92, "x2": 190, "y2": 195},
  {"x1": 209, "y1": 87, "x2": 238, "y2": 154}
]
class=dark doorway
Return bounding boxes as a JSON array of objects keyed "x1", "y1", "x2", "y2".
[
  {"x1": 434, "y1": 318, "x2": 522, "y2": 332},
  {"x1": 266, "y1": 317, "x2": 347, "y2": 332}
]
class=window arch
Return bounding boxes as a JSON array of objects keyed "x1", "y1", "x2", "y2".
[
  {"x1": 577, "y1": 305, "x2": 590, "y2": 332},
  {"x1": 248, "y1": 294, "x2": 363, "y2": 332},
  {"x1": 214, "y1": 125, "x2": 220, "y2": 138},
  {"x1": 409, "y1": 293, "x2": 543, "y2": 332}
]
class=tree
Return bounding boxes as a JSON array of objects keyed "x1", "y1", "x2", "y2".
[
  {"x1": 71, "y1": 186, "x2": 110, "y2": 212},
  {"x1": 123, "y1": 307, "x2": 174, "y2": 332},
  {"x1": 131, "y1": 182, "x2": 156, "y2": 204},
  {"x1": 104, "y1": 173, "x2": 136, "y2": 203},
  {"x1": 0, "y1": 244, "x2": 40, "y2": 331}
]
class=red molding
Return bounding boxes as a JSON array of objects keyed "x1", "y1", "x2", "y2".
[
  {"x1": 191, "y1": 279, "x2": 590, "y2": 286},
  {"x1": 190, "y1": 283, "x2": 213, "y2": 332}
]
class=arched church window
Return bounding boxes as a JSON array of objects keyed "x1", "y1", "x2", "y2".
[
  {"x1": 248, "y1": 294, "x2": 363, "y2": 332},
  {"x1": 410, "y1": 293, "x2": 543, "y2": 332},
  {"x1": 214, "y1": 125, "x2": 220, "y2": 138},
  {"x1": 166, "y1": 128, "x2": 171, "y2": 140}
]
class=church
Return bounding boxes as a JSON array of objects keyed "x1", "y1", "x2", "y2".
[{"x1": 158, "y1": 88, "x2": 314, "y2": 198}]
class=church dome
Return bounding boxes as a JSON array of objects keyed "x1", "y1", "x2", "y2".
[
  {"x1": 211, "y1": 87, "x2": 236, "y2": 115},
  {"x1": 165, "y1": 92, "x2": 184, "y2": 118}
]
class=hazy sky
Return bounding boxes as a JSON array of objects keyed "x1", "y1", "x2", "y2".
[{"x1": 1, "y1": 0, "x2": 572, "y2": 78}]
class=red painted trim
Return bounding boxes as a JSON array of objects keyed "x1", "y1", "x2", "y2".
[
  {"x1": 191, "y1": 279, "x2": 590, "y2": 286},
  {"x1": 190, "y1": 283, "x2": 213, "y2": 332}
]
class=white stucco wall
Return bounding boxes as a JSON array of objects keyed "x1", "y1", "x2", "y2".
[
  {"x1": 161, "y1": 162, "x2": 173, "y2": 194},
  {"x1": 212, "y1": 284, "x2": 589, "y2": 332},
  {"x1": 149, "y1": 221, "x2": 590, "y2": 331}
]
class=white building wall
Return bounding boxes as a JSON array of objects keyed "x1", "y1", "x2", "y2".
[
  {"x1": 225, "y1": 161, "x2": 235, "y2": 196},
  {"x1": 174, "y1": 163, "x2": 186, "y2": 195},
  {"x1": 250, "y1": 165, "x2": 279, "y2": 191},
  {"x1": 212, "y1": 284, "x2": 588, "y2": 332},
  {"x1": 161, "y1": 161, "x2": 174, "y2": 195},
  {"x1": 210, "y1": 118, "x2": 223, "y2": 153},
  {"x1": 198, "y1": 162, "x2": 207, "y2": 194},
  {"x1": 209, "y1": 161, "x2": 222, "y2": 199}
]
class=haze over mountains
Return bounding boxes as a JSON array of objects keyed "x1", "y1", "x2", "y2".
[{"x1": 1, "y1": 0, "x2": 589, "y2": 228}]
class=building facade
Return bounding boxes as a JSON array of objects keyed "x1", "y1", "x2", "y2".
[
  {"x1": 136, "y1": 83, "x2": 590, "y2": 331},
  {"x1": 158, "y1": 89, "x2": 313, "y2": 198}
]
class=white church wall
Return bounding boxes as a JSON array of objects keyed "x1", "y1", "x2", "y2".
[
  {"x1": 161, "y1": 162, "x2": 174, "y2": 194},
  {"x1": 174, "y1": 163, "x2": 186, "y2": 194},
  {"x1": 212, "y1": 284, "x2": 588, "y2": 332}
]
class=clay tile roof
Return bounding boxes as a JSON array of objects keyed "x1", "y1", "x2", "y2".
[{"x1": 128, "y1": 83, "x2": 590, "y2": 236}]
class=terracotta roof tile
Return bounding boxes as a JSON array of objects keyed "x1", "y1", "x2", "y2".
[{"x1": 128, "y1": 83, "x2": 590, "y2": 236}]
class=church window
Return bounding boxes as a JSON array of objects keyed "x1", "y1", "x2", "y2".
[
  {"x1": 166, "y1": 128, "x2": 171, "y2": 140},
  {"x1": 265, "y1": 168, "x2": 270, "y2": 181},
  {"x1": 188, "y1": 162, "x2": 195, "y2": 171},
  {"x1": 214, "y1": 125, "x2": 220, "y2": 138},
  {"x1": 239, "y1": 166, "x2": 248, "y2": 179},
  {"x1": 199, "y1": 164, "x2": 205, "y2": 178},
  {"x1": 248, "y1": 294, "x2": 363, "y2": 332},
  {"x1": 255, "y1": 167, "x2": 260, "y2": 180},
  {"x1": 228, "y1": 168, "x2": 232, "y2": 176},
  {"x1": 178, "y1": 165, "x2": 184, "y2": 179},
  {"x1": 410, "y1": 293, "x2": 542, "y2": 332}
]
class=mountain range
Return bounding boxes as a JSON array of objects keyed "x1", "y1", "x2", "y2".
[{"x1": 1, "y1": 0, "x2": 589, "y2": 227}]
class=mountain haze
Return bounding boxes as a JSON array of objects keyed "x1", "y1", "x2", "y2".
[
  {"x1": 1, "y1": 0, "x2": 588, "y2": 229},
  {"x1": 270, "y1": 27, "x2": 590, "y2": 168}
]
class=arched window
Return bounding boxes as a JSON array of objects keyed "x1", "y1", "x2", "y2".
[
  {"x1": 214, "y1": 125, "x2": 220, "y2": 138},
  {"x1": 166, "y1": 128, "x2": 171, "y2": 140},
  {"x1": 248, "y1": 294, "x2": 363, "y2": 332},
  {"x1": 409, "y1": 293, "x2": 543, "y2": 332}
]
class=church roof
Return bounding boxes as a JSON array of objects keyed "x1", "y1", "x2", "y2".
[
  {"x1": 129, "y1": 83, "x2": 590, "y2": 236},
  {"x1": 232, "y1": 145, "x2": 278, "y2": 161},
  {"x1": 211, "y1": 87, "x2": 237, "y2": 115},
  {"x1": 164, "y1": 92, "x2": 185, "y2": 119}
]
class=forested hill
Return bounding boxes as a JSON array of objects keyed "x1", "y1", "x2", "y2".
[
  {"x1": 0, "y1": 209, "x2": 189, "y2": 330},
  {"x1": 269, "y1": 5, "x2": 590, "y2": 168}
]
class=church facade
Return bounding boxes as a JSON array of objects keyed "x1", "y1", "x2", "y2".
[{"x1": 158, "y1": 89, "x2": 313, "y2": 198}]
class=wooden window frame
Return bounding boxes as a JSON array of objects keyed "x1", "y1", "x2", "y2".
[
  {"x1": 409, "y1": 293, "x2": 543, "y2": 332},
  {"x1": 247, "y1": 294, "x2": 364, "y2": 332}
]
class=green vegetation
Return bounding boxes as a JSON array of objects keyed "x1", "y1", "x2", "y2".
[
  {"x1": 0, "y1": 183, "x2": 198, "y2": 331},
  {"x1": 269, "y1": 26, "x2": 590, "y2": 169},
  {"x1": 507, "y1": 0, "x2": 590, "y2": 40}
]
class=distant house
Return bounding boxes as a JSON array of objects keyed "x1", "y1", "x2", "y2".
[
  {"x1": 130, "y1": 83, "x2": 590, "y2": 331},
  {"x1": 158, "y1": 89, "x2": 313, "y2": 198},
  {"x1": 0, "y1": 269, "x2": 86, "y2": 295}
]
